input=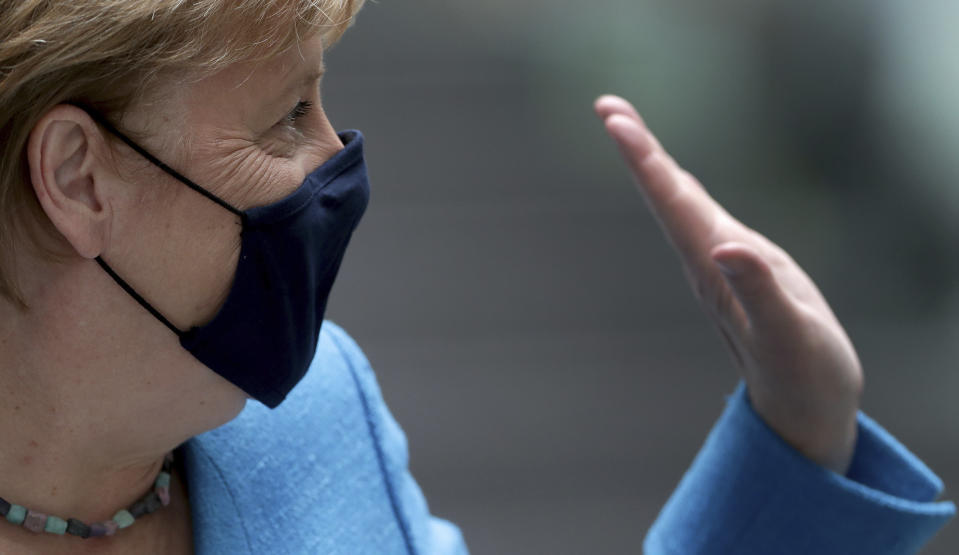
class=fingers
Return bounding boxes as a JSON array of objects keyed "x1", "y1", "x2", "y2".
[
  {"x1": 596, "y1": 94, "x2": 728, "y2": 265},
  {"x1": 596, "y1": 95, "x2": 800, "y2": 344},
  {"x1": 594, "y1": 95, "x2": 644, "y2": 125},
  {"x1": 595, "y1": 95, "x2": 666, "y2": 171},
  {"x1": 602, "y1": 113, "x2": 658, "y2": 177},
  {"x1": 711, "y1": 242, "x2": 797, "y2": 334}
]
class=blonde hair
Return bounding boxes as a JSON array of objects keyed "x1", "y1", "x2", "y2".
[{"x1": 0, "y1": 0, "x2": 364, "y2": 304}]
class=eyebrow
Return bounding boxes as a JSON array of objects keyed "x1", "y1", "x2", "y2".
[
  {"x1": 296, "y1": 67, "x2": 326, "y2": 88},
  {"x1": 284, "y1": 61, "x2": 326, "y2": 94}
]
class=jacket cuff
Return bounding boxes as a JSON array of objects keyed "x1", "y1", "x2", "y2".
[{"x1": 644, "y1": 382, "x2": 955, "y2": 555}]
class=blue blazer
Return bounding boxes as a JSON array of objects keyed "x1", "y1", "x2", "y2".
[{"x1": 179, "y1": 322, "x2": 952, "y2": 554}]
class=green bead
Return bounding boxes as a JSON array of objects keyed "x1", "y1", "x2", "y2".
[
  {"x1": 44, "y1": 516, "x2": 67, "y2": 535},
  {"x1": 154, "y1": 472, "x2": 171, "y2": 489},
  {"x1": 5, "y1": 505, "x2": 25, "y2": 525},
  {"x1": 112, "y1": 509, "x2": 135, "y2": 529}
]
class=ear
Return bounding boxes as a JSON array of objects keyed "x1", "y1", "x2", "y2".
[{"x1": 27, "y1": 104, "x2": 114, "y2": 259}]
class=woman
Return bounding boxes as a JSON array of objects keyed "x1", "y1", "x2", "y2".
[{"x1": 0, "y1": 1, "x2": 951, "y2": 554}]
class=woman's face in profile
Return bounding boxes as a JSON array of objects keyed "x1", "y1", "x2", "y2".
[{"x1": 109, "y1": 33, "x2": 344, "y2": 332}]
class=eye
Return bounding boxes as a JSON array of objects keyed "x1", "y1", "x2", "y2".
[
  {"x1": 261, "y1": 99, "x2": 314, "y2": 157},
  {"x1": 284, "y1": 100, "x2": 314, "y2": 124}
]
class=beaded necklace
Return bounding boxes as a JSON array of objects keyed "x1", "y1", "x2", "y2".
[{"x1": 0, "y1": 452, "x2": 174, "y2": 538}]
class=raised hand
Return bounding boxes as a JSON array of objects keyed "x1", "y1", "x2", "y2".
[{"x1": 595, "y1": 95, "x2": 863, "y2": 474}]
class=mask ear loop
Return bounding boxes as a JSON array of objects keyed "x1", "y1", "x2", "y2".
[
  {"x1": 71, "y1": 103, "x2": 247, "y2": 336},
  {"x1": 94, "y1": 257, "x2": 184, "y2": 337},
  {"x1": 72, "y1": 104, "x2": 248, "y2": 224}
]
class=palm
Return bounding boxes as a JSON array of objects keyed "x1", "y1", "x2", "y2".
[{"x1": 596, "y1": 95, "x2": 862, "y2": 474}]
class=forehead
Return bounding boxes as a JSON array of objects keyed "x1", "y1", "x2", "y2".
[
  {"x1": 177, "y1": 34, "x2": 325, "y2": 127},
  {"x1": 199, "y1": 34, "x2": 325, "y2": 101}
]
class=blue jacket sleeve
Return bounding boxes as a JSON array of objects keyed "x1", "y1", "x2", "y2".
[{"x1": 644, "y1": 382, "x2": 955, "y2": 554}]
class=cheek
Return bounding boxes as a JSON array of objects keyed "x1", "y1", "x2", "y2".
[
  {"x1": 157, "y1": 184, "x2": 243, "y2": 328},
  {"x1": 197, "y1": 141, "x2": 306, "y2": 210},
  {"x1": 162, "y1": 145, "x2": 308, "y2": 327},
  {"x1": 106, "y1": 166, "x2": 242, "y2": 333}
]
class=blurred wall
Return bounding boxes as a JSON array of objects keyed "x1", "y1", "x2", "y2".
[{"x1": 323, "y1": 1, "x2": 959, "y2": 553}]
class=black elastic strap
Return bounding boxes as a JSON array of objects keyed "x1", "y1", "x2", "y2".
[
  {"x1": 95, "y1": 257, "x2": 184, "y2": 337},
  {"x1": 75, "y1": 104, "x2": 246, "y2": 222}
]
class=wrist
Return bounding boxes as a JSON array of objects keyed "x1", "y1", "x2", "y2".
[{"x1": 747, "y1": 381, "x2": 862, "y2": 475}]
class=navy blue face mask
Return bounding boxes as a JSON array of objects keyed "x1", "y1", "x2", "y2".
[{"x1": 82, "y1": 108, "x2": 370, "y2": 408}]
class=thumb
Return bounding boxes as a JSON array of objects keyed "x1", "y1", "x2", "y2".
[{"x1": 711, "y1": 243, "x2": 795, "y2": 332}]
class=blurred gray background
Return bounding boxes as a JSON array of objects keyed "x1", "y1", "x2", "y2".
[{"x1": 323, "y1": 1, "x2": 959, "y2": 553}]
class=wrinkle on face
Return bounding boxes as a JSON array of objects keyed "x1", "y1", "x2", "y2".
[
  {"x1": 165, "y1": 33, "x2": 340, "y2": 212},
  {"x1": 194, "y1": 136, "x2": 299, "y2": 209}
]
